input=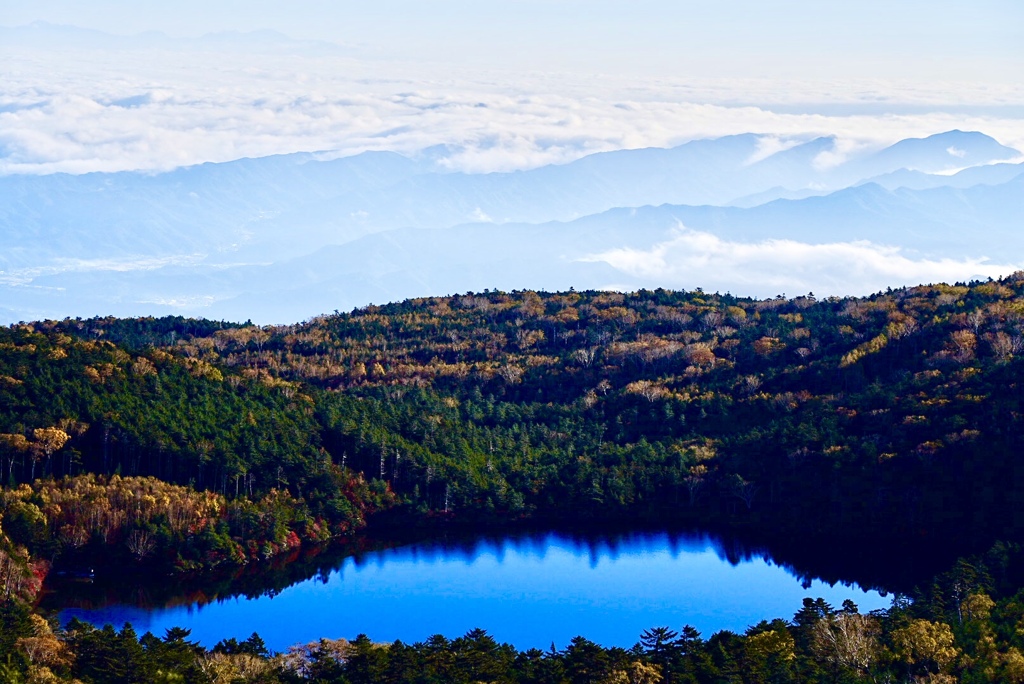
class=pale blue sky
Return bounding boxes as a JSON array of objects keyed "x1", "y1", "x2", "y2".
[{"x1": 3, "y1": 0, "x2": 1022, "y2": 80}]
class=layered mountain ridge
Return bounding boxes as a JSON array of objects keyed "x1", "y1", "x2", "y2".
[{"x1": 1, "y1": 130, "x2": 1020, "y2": 324}]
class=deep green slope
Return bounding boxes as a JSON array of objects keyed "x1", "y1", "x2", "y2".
[{"x1": 2, "y1": 277, "x2": 1023, "y2": 545}]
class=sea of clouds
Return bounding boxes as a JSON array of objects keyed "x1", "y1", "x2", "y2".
[
  {"x1": 3, "y1": 27, "x2": 1024, "y2": 176},
  {"x1": 1, "y1": 27, "x2": 1023, "y2": 321},
  {"x1": 581, "y1": 226, "x2": 1021, "y2": 301}
]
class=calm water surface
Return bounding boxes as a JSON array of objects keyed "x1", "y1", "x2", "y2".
[{"x1": 57, "y1": 530, "x2": 891, "y2": 651}]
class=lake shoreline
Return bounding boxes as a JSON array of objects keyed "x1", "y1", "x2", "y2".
[
  {"x1": 40, "y1": 514, "x2": 968, "y2": 621},
  {"x1": 45, "y1": 526, "x2": 901, "y2": 652}
]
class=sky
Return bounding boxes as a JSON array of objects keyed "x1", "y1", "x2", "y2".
[
  {"x1": 4, "y1": 1, "x2": 1023, "y2": 80},
  {"x1": 2, "y1": 1, "x2": 1023, "y2": 175}
]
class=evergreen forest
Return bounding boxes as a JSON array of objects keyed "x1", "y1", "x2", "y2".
[{"x1": 4, "y1": 277, "x2": 1024, "y2": 682}]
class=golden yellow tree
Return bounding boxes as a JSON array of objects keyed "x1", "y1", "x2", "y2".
[
  {"x1": 892, "y1": 619, "x2": 960, "y2": 677},
  {"x1": 30, "y1": 427, "x2": 70, "y2": 481},
  {"x1": 0, "y1": 433, "x2": 29, "y2": 483}
]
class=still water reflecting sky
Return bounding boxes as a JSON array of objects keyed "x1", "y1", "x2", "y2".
[{"x1": 60, "y1": 531, "x2": 890, "y2": 651}]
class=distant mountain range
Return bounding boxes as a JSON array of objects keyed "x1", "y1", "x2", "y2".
[{"x1": 0, "y1": 130, "x2": 1020, "y2": 324}]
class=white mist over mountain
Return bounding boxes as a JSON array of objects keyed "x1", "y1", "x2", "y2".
[
  {"x1": 2, "y1": 11, "x2": 1023, "y2": 177},
  {"x1": 0, "y1": 131, "x2": 1021, "y2": 323},
  {"x1": 1, "y1": 3, "x2": 1021, "y2": 323}
]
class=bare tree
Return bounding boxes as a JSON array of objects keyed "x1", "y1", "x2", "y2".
[
  {"x1": 684, "y1": 465, "x2": 708, "y2": 507},
  {"x1": 498, "y1": 364, "x2": 524, "y2": 384},
  {"x1": 0, "y1": 433, "x2": 29, "y2": 483},
  {"x1": 811, "y1": 612, "x2": 881, "y2": 678},
  {"x1": 573, "y1": 347, "x2": 598, "y2": 368},
  {"x1": 126, "y1": 529, "x2": 156, "y2": 561},
  {"x1": 730, "y1": 475, "x2": 759, "y2": 510}
]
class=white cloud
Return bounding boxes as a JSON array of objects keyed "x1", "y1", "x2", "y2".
[
  {"x1": 137, "y1": 295, "x2": 217, "y2": 308},
  {"x1": 742, "y1": 136, "x2": 802, "y2": 166},
  {"x1": 579, "y1": 227, "x2": 1021, "y2": 298},
  {"x1": 0, "y1": 254, "x2": 206, "y2": 286},
  {"x1": 470, "y1": 208, "x2": 493, "y2": 223},
  {"x1": 1, "y1": 38, "x2": 1023, "y2": 176},
  {"x1": 812, "y1": 138, "x2": 870, "y2": 171}
]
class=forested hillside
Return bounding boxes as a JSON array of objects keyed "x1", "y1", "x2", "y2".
[
  {"x1": 4, "y1": 278, "x2": 1024, "y2": 679},
  {"x1": 4, "y1": 278, "x2": 1024, "y2": 558}
]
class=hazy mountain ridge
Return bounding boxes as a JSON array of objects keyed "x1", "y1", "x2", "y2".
[
  {"x1": 9, "y1": 172, "x2": 1021, "y2": 324},
  {"x1": 2, "y1": 130, "x2": 1015, "y2": 263},
  {"x1": 0, "y1": 150, "x2": 425, "y2": 269},
  {"x1": 0, "y1": 130, "x2": 1020, "y2": 324}
]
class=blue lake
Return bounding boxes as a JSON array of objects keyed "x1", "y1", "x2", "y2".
[{"x1": 57, "y1": 530, "x2": 891, "y2": 652}]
